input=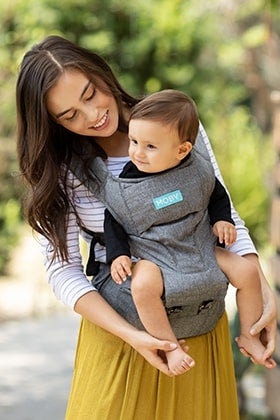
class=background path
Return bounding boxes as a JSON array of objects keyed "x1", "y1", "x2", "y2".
[
  {"x1": 0, "y1": 228, "x2": 80, "y2": 419},
  {"x1": 0, "y1": 311, "x2": 79, "y2": 420}
]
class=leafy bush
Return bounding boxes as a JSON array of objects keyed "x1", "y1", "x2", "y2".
[
  {"x1": 0, "y1": 200, "x2": 21, "y2": 274},
  {"x1": 0, "y1": 0, "x2": 278, "y2": 274},
  {"x1": 0, "y1": 138, "x2": 22, "y2": 274}
]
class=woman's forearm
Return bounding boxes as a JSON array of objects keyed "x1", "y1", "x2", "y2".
[
  {"x1": 242, "y1": 253, "x2": 277, "y2": 342},
  {"x1": 242, "y1": 253, "x2": 277, "y2": 314},
  {"x1": 74, "y1": 290, "x2": 178, "y2": 375},
  {"x1": 74, "y1": 290, "x2": 140, "y2": 343},
  {"x1": 238, "y1": 253, "x2": 277, "y2": 363}
]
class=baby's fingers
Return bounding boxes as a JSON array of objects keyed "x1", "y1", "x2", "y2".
[
  {"x1": 111, "y1": 269, "x2": 125, "y2": 284},
  {"x1": 111, "y1": 264, "x2": 128, "y2": 284},
  {"x1": 223, "y1": 226, "x2": 237, "y2": 246}
]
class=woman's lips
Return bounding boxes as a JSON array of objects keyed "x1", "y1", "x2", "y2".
[{"x1": 91, "y1": 111, "x2": 109, "y2": 130}]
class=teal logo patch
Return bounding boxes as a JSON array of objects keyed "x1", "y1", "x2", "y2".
[{"x1": 153, "y1": 190, "x2": 183, "y2": 209}]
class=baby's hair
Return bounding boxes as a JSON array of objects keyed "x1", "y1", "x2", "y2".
[{"x1": 129, "y1": 89, "x2": 199, "y2": 144}]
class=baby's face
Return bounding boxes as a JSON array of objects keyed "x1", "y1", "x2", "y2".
[{"x1": 128, "y1": 119, "x2": 185, "y2": 173}]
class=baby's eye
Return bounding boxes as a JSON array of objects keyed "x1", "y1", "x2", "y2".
[
  {"x1": 130, "y1": 138, "x2": 138, "y2": 145},
  {"x1": 147, "y1": 144, "x2": 156, "y2": 149}
]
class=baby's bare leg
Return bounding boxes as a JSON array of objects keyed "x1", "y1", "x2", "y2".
[
  {"x1": 131, "y1": 260, "x2": 195, "y2": 374},
  {"x1": 215, "y1": 247, "x2": 269, "y2": 366}
]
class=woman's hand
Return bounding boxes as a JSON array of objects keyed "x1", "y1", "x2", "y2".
[
  {"x1": 128, "y1": 332, "x2": 195, "y2": 376},
  {"x1": 249, "y1": 294, "x2": 277, "y2": 367},
  {"x1": 128, "y1": 329, "x2": 183, "y2": 376},
  {"x1": 75, "y1": 291, "x2": 188, "y2": 376},
  {"x1": 242, "y1": 253, "x2": 277, "y2": 363}
]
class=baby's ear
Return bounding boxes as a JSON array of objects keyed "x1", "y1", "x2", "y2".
[{"x1": 178, "y1": 141, "x2": 192, "y2": 160}]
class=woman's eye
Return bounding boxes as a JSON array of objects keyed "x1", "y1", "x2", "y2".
[
  {"x1": 65, "y1": 112, "x2": 77, "y2": 121},
  {"x1": 86, "y1": 88, "x2": 96, "y2": 101}
]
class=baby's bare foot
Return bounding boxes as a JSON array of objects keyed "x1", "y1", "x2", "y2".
[
  {"x1": 166, "y1": 348, "x2": 195, "y2": 375},
  {"x1": 236, "y1": 334, "x2": 266, "y2": 366}
]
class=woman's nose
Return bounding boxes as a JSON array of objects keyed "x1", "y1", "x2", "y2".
[{"x1": 83, "y1": 103, "x2": 98, "y2": 124}]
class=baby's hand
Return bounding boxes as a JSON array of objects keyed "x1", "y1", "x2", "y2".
[
  {"x1": 111, "y1": 255, "x2": 132, "y2": 284},
  {"x1": 212, "y1": 221, "x2": 237, "y2": 246}
]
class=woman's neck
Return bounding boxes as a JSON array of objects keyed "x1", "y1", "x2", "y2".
[{"x1": 95, "y1": 130, "x2": 129, "y2": 157}]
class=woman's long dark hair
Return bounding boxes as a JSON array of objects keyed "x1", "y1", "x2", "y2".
[{"x1": 16, "y1": 35, "x2": 138, "y2": 261}]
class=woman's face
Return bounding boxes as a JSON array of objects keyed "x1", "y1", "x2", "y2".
[{"x1": 46, "y1": 69, "x2": 119, "y2": 137}]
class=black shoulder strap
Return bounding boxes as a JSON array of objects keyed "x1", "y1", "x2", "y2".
[
  {"x1": 70, "y1": 156, "x2": 107, "y2": 276},
  {"x1": 80, "y1": 227, "x2": 105, "y2": 276}
]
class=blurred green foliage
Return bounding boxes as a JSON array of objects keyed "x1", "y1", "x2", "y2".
[
  {"x1": 0, "y1": 0, "x2": 279, "y2": 273},
  {"x1": 0, "y1": 138, "x2": 22, "y2": 273}
]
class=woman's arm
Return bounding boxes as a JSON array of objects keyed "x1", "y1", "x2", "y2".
[
  {"x1": 41, "y1": 208, "x2": 179, "y2": 375},
  {"x1": 40, "y1": 211, "x2": 96, "y2": 308},
  {"x1": 197, "y1": 123, "x2": 277, "y2": 357},
  {"x1": 74, "y1": 290, "x2": 180, "y2": 375},
  {"x1": 242, "y1": 253, "x2": 277, "y2": 363}
]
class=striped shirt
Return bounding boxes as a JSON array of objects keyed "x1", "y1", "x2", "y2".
[{"x1": 41, "y1": 123, "x2": 257, "y2": 309}]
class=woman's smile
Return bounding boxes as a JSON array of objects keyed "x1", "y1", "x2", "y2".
[{"x1": 90, "y1": 110, "x2": 109, "y2": 130}]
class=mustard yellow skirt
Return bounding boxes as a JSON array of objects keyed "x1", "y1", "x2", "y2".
[{"x1": 65, "y1": 312, "x2": 239, "y2": 420}]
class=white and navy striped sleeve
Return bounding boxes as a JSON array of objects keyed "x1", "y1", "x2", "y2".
[
  {"x1": 40, "y1": 157, "x2": 129, "y2": 309},
  {"x1": 40, "y1": 210, "x2": 95, "y2": 309}
]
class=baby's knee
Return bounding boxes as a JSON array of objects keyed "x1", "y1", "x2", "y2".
[
  {"x1": 133, "y1": 260, "x2": 161, "y2": 282},
  {"x1": 131, "y1": 260, "x2": 163, "y2": 297},
  {"x1": 134, "y1": 259, "x2": 160, "y2": 273}
]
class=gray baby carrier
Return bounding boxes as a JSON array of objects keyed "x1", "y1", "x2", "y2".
[{"x1": 73, "y1": 138, "x2": 229, "y2": 338}]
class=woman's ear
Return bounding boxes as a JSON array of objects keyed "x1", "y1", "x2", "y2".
[{"x1": 177, "y1": 141, "x2": 193, "y2": 160}]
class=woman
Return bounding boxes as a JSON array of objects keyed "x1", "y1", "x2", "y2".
[{"x1": 16, "y1": 35, "x2": 277, "y2": 419}]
